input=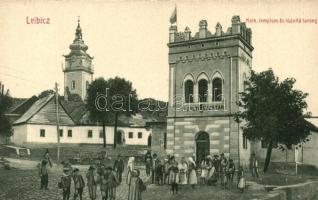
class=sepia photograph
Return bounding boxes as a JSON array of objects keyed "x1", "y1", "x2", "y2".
[{"x1": 0, "y1": 0, "x2": 318, "y2": 199}]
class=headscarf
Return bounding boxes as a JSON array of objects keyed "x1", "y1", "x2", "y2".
[
  {"x1": 127, "y1": 157, "x2": 135, "y2": 171},
  {"x1": 188, "y1": 157, "x2": 196, "y2": 167}
]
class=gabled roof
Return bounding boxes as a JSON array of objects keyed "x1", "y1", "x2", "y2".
[
  {"x1": 9, "y1": 96, "x2": 38, "y2": 115},
  {"x1": 306, "y1": 118, "x2": 318, "y2": 133},
  {"x1": 13, "y1": 95, "x2": 55, "y2": 125}
]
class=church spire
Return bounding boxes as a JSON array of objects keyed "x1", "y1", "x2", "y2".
[{"x1": 75, "y1": 16, "x2": 82, "y2": 40}]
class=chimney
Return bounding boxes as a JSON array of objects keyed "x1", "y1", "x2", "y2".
[
  {"x1": 215, "y1": 22, "x2": 222, "y2": 36},
  {"x1": 199, "y1": 20, "x2": 208, "y2": 38},
  {"x1": 184, "y1": 26, "x2": 191, "y2": 41},
  {"x1": 231, "y1": 15, "x2": 241, "y2": 34},
  {"x1": 169, "y1": 25, "x2": 178, "y2": 43}
]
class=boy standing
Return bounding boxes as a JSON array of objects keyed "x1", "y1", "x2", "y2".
[
  {"x1": 86, "y1": 166, "x2": 97, "y2": 200},
  {"x1": 73, "y1": 168, "x2": 85, "y2": 200},
  {"x1": 60, "y1": 168, "x2": 72, "y2": 200}
]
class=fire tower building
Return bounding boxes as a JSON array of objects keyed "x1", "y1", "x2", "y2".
[{"x1": 166, "y1": 16, "x2": 253, "y2": 165}]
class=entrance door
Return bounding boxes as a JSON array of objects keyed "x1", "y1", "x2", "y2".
[
  {"x1": 147, "y1": 135, "x2": 152, "y2": 147},
  {"x1": 196, "y1": 131, "x2": 210, "y2": 165},
  {"x1": 116, "y1": 131, "x2": 123, "y2": 145}
]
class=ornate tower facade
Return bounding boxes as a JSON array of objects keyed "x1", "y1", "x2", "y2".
[
  {"x1": 63, "y1": 19, "x2": 94, "y2": 101},
  {"x1": 167, "y1": 16, "x2": 253, "y2": 166}
]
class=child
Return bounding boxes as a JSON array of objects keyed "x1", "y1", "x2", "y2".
[
  {"x1": 59, "y1": 167, "x2": 72, "y2": 200},
  {"x1": 128, "y1": 169, "x2": 146, "y2": 200},
  {"x1": 170, "y1": 166, "x2": 179, "y2": 194},
  {"x1": 106, "y1": 167, "x2": 119, "y2": 200},
  {"x1": 73, "y1": 168, "x2": 85, "y2": 200},
  {"x1": 100, "y1": 168, "x2": 109, "y2": 200},
  {"x1": 86, "y1": 166, "x2": 97, "y2": 200},
  {"x1": 39, "y1": 159, "x2": 49, "y2": 190},
  {"x1": 188, "y1": 157, "x2": 197, "y2": 189},
  {"x1": 227, "y1": 159, "x2": 235, "y2": 183},
  {"x1": 155, "y1": 159, "x2": 164, "y2": 185},
  {"x1": 200, "y1": 158, "x2": 208, "y2": 185},
  {"x1": 237, "y1": 166, "x2": 245, "y2": 193}
]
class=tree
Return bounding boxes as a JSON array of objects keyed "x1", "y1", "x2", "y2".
[
  {"x1": 86, "y1": 77, "x2": 138, "y2": 148},
  {"x1": 86, "y1": 78, "x2": 109, "y2": 147},
  {"x1": 235, "y1": 69, "x2": 311, "y2": 173},
  {"x1": 0, "y1": 84, "x2": 13, "y2": 142},
  {"x1": 38, "y1": 89, "x2": 54, "y2": 98},
  {"x1": 106, "y1": 77, "x2": 138, "y2": 149}
]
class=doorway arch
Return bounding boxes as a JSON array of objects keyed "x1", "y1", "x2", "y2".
[
  {"x1": 195, "y1": 131, "x2": 210, "y2": 164},
  {"x1": 116, "y1": 130, "x2": 125, "y2": 145}
]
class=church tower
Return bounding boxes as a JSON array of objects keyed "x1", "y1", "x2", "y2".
[
  {"x1": 63, "y1": 18, "x2": 94, "y2": 101},
  {"x1": 167, "y1": 16, "x2": 253, "y2": 166}
]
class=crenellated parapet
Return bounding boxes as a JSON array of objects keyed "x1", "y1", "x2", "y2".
[{"x1": 169, "y1": 16, "x2": 252, "y2": 46}]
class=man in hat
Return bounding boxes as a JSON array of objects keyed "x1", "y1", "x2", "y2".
[
  {"x1": 73, "y1": 168, "x2": 85, "y2": 200},
  {"x1": 86, "y1": 166, "x2": 97, "y2": 200},
  {"x1": 113, "y1": 154, "x2": 125, "y2": 183},
  {"x1": 60, "y1": 167, "x2": 72, "y2": 200},
  {"x1": 39, "y1": 159, "x2": 49, "y2": 190}
]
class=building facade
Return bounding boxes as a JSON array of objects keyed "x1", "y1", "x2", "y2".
[{"x1": 166, "y1": 16, "x2": 253, "y2": 165}]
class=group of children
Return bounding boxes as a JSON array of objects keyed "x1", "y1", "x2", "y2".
[
  {"x1": 145, "y1": 151, "x2": 247, "y2": 193},
  {"x1": 59, "y1": 156, "x2": 146, "y2": 200}
]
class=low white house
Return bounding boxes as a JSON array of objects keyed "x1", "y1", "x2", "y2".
[{"x1": 11, "y1": 94, "x2": 152, "y2": 146}]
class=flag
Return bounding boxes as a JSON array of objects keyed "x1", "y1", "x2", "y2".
[{"x1": 170, "y1": 6, "x2": 177, "y2": 24}]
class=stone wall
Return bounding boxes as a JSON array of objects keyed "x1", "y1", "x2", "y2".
[{"x1": 261, "y1": 181, "x2": 318, "y2": 200}]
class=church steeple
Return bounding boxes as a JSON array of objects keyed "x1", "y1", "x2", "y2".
[
  {"x1": 63, "y1": 17, "x2": 94, "y2": 101},
  {"x1": 75, "y1": 17, "x2": 83, "y2": 40}
]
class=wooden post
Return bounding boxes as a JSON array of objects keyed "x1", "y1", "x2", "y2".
[{"x1": 55, "y1": 83, "x2": 61, "y2": 162}]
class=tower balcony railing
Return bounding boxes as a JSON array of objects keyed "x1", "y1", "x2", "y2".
[{"x1": 178, "y1": 98, "x2": 226, "y2": 112}]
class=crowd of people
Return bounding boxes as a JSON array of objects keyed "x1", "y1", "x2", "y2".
[
  {"x1": 144, "y1": 150, "x2": 260, "y2": 193},
  {"x1": 38, "y1": 151, "x2": 146, "y2": 200},
  {"x1": 37, "y1": 149, "x2": 260, "y2": 200}
]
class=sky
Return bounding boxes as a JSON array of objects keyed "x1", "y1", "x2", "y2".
[{"x1": 0, "y1": 0, "x2": 318, "y2": 115}]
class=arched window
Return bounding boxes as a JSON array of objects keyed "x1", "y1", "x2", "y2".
[
  {"x1": 71, "y1": 80, "x2": 76, "y2": 89},
  {"x1": 212, "y1": 78, "x2": 222, "y2": 101},
  {"x1": 184, "y1": 80, "x2": 194, "y2": 103},
  {"x1": 198, "y1": 79, "x2": 208, "y2": 102},
  {"x1": 86, "y1": 81, "x2": 89, "y2": 90}
]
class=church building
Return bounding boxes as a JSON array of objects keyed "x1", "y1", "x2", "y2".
[{"x1": 166, "y1": 16, "x2": 253, "y2": 166}]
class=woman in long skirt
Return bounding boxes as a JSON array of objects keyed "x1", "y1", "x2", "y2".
[
  {"x1": 188, "y1": 157, "x2": 197, "y2": 189},
  {"x1": 178, "y1": 157, "x2": 188, "y2": 185},
  {"x1": 128, "y1": 169, "x2": 146, "y2": 200},
  {"x1": 126, "y1": 157, "x2": 135, "y2": 185}
]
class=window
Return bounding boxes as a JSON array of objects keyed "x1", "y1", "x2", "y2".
[
  {"x1": 138, "y1": 132, "x2": 142, "y2": 139},
  {"x1": 86, "y1": 81, "x2": 89, "y2": 90},
  {"x1": 243, "y1": 135, "x2": 248, "y2": 149},
  {"x1": 71, "y1": 80, "x2": 75, "y2": 89},
  {"x1": 88, "y1": 130, "x2": 93, "y2": 138},
  {"x1": 40, "y1": 129, "x2": 45, "y2": 137},
  {"x1": 128, "y1": 132, "x2": 133, "y2": 139},
  {"x1": 68, "y1": 130, "x2": 72, "y2": 137},
  {"x1": 59, "y1": 129, "x2": 63, "y2": 137},
  {"x1": 99, "y1": 130, "x2": 104, "y2": 138},
  {"x1": 212, "y1": 78, "x2": 223, "y2": 101},
  {"x1": 184, "y1": 80, "x2": 194, "y2": 103},
  {"x1": 198, "y1": 79, "x2": 208, "y2": 102}
]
